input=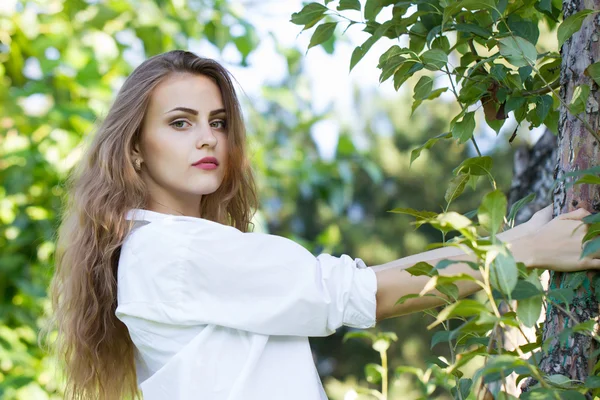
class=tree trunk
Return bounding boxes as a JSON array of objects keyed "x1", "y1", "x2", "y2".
[
  {"x1": 507, "y1": 130, "x2": 557, "y2": 223},
  {"x1": 523, "y1": 0, "x2": 600, "y2": 391}
]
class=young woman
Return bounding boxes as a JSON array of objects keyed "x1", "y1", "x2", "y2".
[{"x1": 45, "y1": 50, "x2": 600, "y2": 400}]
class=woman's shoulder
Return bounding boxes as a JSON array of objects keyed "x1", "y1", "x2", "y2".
[
  {"x1": 125, "y1": 208, "x2": 240, "y2": 234},
  {"x1": 121, "y1": 208, "x2": 241, "y2": 250},
  {"x1": 122, "y1": 208, "x2": 313, "y2": 259}
]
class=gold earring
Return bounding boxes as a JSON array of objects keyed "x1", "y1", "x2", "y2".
[{"x1": 134, "y1": 158, "x2": 142, "y2": 171}]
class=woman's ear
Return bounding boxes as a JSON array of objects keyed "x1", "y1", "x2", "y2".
[{"x1": 131, "y1": 141, "x2": 143, "y2": 162}]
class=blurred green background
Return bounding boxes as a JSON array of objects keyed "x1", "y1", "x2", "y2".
[{"x1": 0, "y1": 0, "x2": 533, "y2": 398}]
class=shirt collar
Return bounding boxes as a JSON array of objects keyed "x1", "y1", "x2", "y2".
[{"x1": 125, "y1": 208, "x2": 176, "y2": 223}]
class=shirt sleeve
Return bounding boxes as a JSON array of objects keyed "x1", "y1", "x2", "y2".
[{"x1": 119, "y1": 218, "x2": 378, "y2": 337}]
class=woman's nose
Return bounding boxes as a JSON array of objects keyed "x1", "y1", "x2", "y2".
[{"x1": 195, "y1": 123, "x2": 218, "y2": 148}]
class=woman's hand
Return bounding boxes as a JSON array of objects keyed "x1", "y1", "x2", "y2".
[
  {"x1": 525, "y1": 204, "x2": 553, "y2": 232},
  {"x1": 515, "y1": 207, "x2": 600, "y2": 271}
]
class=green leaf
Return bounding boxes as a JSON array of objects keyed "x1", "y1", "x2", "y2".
[
  {"x1": 308, "y1": 22, "x2": 337, "y2": 49},
  {"x1": 477, "y1": 355, "x2": 530, "y2": 383},
  {"x1": 364, "y1": 0, "x2": 385, "y2": 20},
  {"x1": 569, "y1": 84, "x2": 590, "y2": 115},
  {"x1": 291, "y1": 3, "x2": 328, "y2": 29},
  {"x1": 350, "y1": 42, "x2": 371, "y2": 72},
  {"x1": 584, "y1": 376, "x2": 600, "y2": 388},
  {"x1": 519, "y1": 65, "x2": 532, "y2": 81},
  {"x1": 507, "y1": 193, "x2": 536, "y2": 223},
  {"x1": 575, "y1": 174, "x2": 600, "y2": 185},
  {"x1": 428, "y1": 87, "x2": 448, "y2": 100},
  {"x1": 478, "y1": 189, "x2": 507, "y2": 236},
  {"x1": 546, "y1": 374, "x2": 574, "y2": 387},
  {"x1": 343, "y1": 330, "x2": 377, "y2": 343},
  {"x1": 521, "y1": 389, "x2": 568, "y2": 400},
  {"x1": 461, "y1": 0, "x2": 496, "y2": 10},
  {"x1": 414, "y1": 76, "x2": 433, "y2": 100},
  {"x1": 409, "y1": 131, "x2": 452, "y2": 165},
  {"x1": 585, "y1": 62, "x2": 600, "y2": 86},
  {"x1": 507, "y1": 15, "x2": 540, "y2": 45},
  {"x1": 547, "y1": 288, "x2": 575, "y2": 305},
  {"x1": 445, "y1": 173, "x2": 470, "y2": 204},
  {"x1": 429, "y1": 299, "x2": 489, "y2": 328},
  {"x1": 564, "y1": 271, "x2": 587, "y2": 289},
  {"x1": 350, "y1": 22, "x2": 391, "y2": 71},
  {"x1": 539, "y1": 59, "x2": 561, "y2": 82},
  {"x1": 546, "y1": 108, "x2": 559, "y2": 134},
  {"x1": 456, "y1": 378, "x2": 473, "y2": 400},
  {"x1": 406, "y1": 261, "x2": 438, "y2": 277},
  {"x1": 393, "y1": 61, "x2": 418, "y2": 90},
  {"x1": 571, "y1": 319, "x2": 595, "y2": 333},
  {"x1": 584, "y1": 213, "x2": 600, "y2": 224},
  {"x1": 454, "y1": 23, "x2": 492, "y2": 38},
  {"x1": 421, "y1": 48, "x2": 447, "y2": 70},
  {"x1": 505, "y1": 96, "x2": 526, "y2": 113},
  {"x1": 395, "y1": 293, "x2": 434, "y2": 305},
  {"x1": 437, "y1": 282, "x2": 459, "y2": 300},
  {"x1": 557, "y1": 391, "x2": 586, "y2": 400},
  {"x1": 444, "y1": 0, "x2": 495, "y2": 20},
  {"x1": 511, "y1": 280, "x2": 543, "y2": 300},
  {"x1": 436, "y1": 212, "x2": 473, "y2": 230},
  {"x1": 498, "y1": 36, "x2": 537, "y2": 68},
  {"x1": 395, "y1": 365, "x2": 424, "y2": 378},
  {"x1": 338, "y1": 0, "x2": 361, "y2": 11},
  {"x1": 490, "y1": 251, "x2": 518, "y2": 295},
  {"x1": 582, "y1": 236, "x2": 600, "y2": 258},
  {"x1": 583, "y1": 223, "x2": 600, "y2": 243},
  {"x1": 564, "y1": 165, "x2": 600, "y2": 177},
  {"x1": 536, "y1": 95, "x2": 553, "y2": 122},
  {"x1": 558, "y1": 9, "x2": 596, "y2": 48},
  {"x1": 409, "y1": 62, "x2": 425, "y2": 76},
  {"x1": 454, "y1": 156, "x2": 493, "y2": 176},
  {"x1": 430, "y1": 330, "x2": 453, "y2": 348},
  {"x1": 451, "y1": 111, "x2": 476, "y2": 144},
  {"x1": 436, "y1": 259, "x2": 479, "y2": 270},
  {"x1": 517, "y1": 295, "x2": 542, "y2": 327},
  {"x1": 364, "y1": 363, "x2": 384, "y2": 383},
  {"x1": 388, "y1": 207, "x2": 438, "y2": 219},
  {"x1": 379, "y1": 55, "x2": 407, "y2": 83}
]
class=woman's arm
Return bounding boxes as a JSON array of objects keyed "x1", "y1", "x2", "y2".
[{"x1": 372, "y1": 207, "x2": 599, "y2": 321}]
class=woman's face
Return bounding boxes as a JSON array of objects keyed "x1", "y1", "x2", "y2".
[{"x1": 134, "y1": 73, "x2": 229, "y2": 212}]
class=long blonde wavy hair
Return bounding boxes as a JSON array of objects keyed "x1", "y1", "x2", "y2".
[{"x1": 41, "y1": 50, "x2": 258, "y2": 399}]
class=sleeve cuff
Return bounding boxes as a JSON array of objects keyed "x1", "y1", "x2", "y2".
[{"x1": 342, "y1": 259, "x2": 378, "y2": 329}]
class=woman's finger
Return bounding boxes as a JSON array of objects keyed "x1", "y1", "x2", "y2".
[
  {"x1": 559, "y1": 207, "x2": 591, "y2": 220},
  {"x1": 531, "y1": 205, "x2": 552, "y2": 222},
  {"x1": 579, "y1": 257, "x2": 600, "y2": 270}
]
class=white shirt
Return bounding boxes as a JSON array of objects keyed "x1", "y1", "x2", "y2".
[{"x1": 115, "y1": 208, "x2": 378, "y2": 400}]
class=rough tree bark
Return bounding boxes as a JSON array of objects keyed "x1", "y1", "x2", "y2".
[
  {"x1": 507, "y1": 130, "x2": 557, "y2": 224},
  {"x1": 522, "y1": 0, "x2": 600, "y2": 391}
]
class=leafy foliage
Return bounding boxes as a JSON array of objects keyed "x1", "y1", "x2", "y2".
[
  {"x1": 291, "y1": 0, "x2": 587, "y2": 157},
  {"x1": 2, "y1": 0, "x2": 516, "y2": 398},
  {"x1": 291, "y1": 0, "x2": 600, "y2": 398}
]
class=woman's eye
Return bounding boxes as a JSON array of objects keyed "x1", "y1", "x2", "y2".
[
  {"x1": 170, "y1": 120, "x2": 190, "y2": 129},
  {"x1": 210, "y1": 120, "x2": 226, "y2": 129}
]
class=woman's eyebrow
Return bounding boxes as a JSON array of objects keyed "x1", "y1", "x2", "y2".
[
  {"x1": 209, "y1": 108, "x2": 226, "y2": 116},
  {"x1": 165, "y1": 107, "x2": 198, "y2": 115},
  {"x1": 164, "y1": 107, "x2": 226, "y2": 116}
]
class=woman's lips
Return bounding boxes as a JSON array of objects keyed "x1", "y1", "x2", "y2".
[{"x1": 193, "y1": 163, "x2": 218, "y2": 170}]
